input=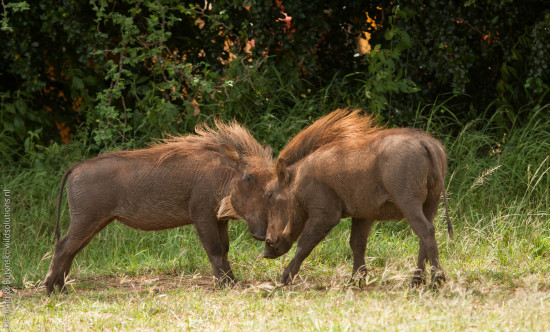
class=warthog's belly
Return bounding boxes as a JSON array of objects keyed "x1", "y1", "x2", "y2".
[
  {"x1": 342, "y1": 198, "x2": 404, "y2": 222},
  {"x1": 115, "y1": 213, "x2": 194, "y2": 231},
  {"x1": 372, "y1": 200, "x2": 405, "y2": 221}
]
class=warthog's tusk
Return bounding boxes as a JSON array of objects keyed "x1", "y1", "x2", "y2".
[{"x1": 217, "y1": 196, "x2": 242, "y2": 221}]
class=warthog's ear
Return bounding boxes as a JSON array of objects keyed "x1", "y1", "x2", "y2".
[
  {"x1": 218, "y1": 144, "x2": 242, "y2": 170},
  {"x1": 276, "y1": 158, "x2": 289, "y2": 187}
]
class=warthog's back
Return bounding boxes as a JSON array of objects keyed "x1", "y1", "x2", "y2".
[
  {"x1": 295, "y1": 128, "x2": 446, "y2": 220},
  {"x1": 65, "y1": 149, "x2": 233, "y2": 231}
]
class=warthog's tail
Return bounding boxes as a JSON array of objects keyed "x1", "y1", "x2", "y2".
[
  {"x1": 422, "y1": 141, "x2": 453, "y2": 238},
  {"x1": 55, "y1": 163, "x2": 80, "y2": 243},
  {"x1": 441, "y1": 179, "x2": 453, "y2": 238}
]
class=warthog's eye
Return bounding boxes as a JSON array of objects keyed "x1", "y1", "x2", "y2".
[
  {"x1": 267, "y1": 191, "x2": 274, "y2": 199},
  {"x1": 244, "y1": 174, "x2": 254, "y2": 185}
]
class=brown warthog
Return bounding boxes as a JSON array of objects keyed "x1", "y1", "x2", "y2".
[
  {"x1": 44, "y1": 120, "x2": 273, "y2": 294},
  {"x1": 261, "y1": 111, "x2": 453, "y2": 287}
]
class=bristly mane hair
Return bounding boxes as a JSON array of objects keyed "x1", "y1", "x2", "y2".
[
  {"x1": 146, "y1": 118, "x2": 272, "y2": 164},
  {"x1": 196, "y1": 119, "x2": 272, "y2": 161},
  {"x1": 277, "y1": 108, "x2": 379, "y2": 165}
]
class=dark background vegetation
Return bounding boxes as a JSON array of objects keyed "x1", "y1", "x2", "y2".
[
  {"x1": 1, "y1": 0, "x2": 548, "y2": 163},
  {"x1": 1, "y1": 1, "x2": 549, "y2": 287}
]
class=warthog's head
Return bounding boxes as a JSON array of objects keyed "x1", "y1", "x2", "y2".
[
  {"x1": 219, "y1": 145, "x2": 274, "y2": 241},
  {"x1": 262, "y1": 158, "x2": 304, "y2": 258}
]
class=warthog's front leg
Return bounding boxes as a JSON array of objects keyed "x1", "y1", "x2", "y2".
[
  {"x1": 194, "y1": 216, "x2": 236, "y2": 285},
  {"x1": 216, "y1": 220, "x2": 234, "y2": 281},
  {"x1": 279, "y1": 211, "x2": 341, "y2": 285}
]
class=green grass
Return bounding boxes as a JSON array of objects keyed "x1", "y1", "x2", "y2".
[
  {"x1": 12, "y1": 273, "x2": 550, "y2": 330},
  {"x1": 2, "y1": 104, "x2": 550, "y2": 330}
]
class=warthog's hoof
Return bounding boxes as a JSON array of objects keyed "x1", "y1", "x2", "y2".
[
  {"x1": 278, "y1": 272, "x2": 294, "y2": 286},
  {"x1": 346, "y1": 277, "x2": 366, "y2": 288},
  {"x1": 429, "y1": 272, "x2": 446, "y2": 289},
  {"x1": 410, "y1": 275, "x2": 427, "y2": 288},
  {"x1": 44, "y1": 274, "x2": 69, "y2": 295},
  {"x1": 45, "y1": 283, "x2": 69, "y2": 295},
  {"x1": 214, "y1": 274, "x2": 237, "y2": 289},
  {"x1": 347, "y1": 269, "x2": 369, "y2": 287},
  {"x1": 45, "y1": 284, "x2": 54, "y2": 295},
  {"x1": 410, "y1": 278, "x2": 426, "y2": 288}
]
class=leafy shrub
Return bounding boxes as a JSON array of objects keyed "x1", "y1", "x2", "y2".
[
  {"x1": 1, "y1": 0, "x2": 549, "y2": 165},
  {"x1": 367, "y1": 0, "x2": 550, "y2": 124}
]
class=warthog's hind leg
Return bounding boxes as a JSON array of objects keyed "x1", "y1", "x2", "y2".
[
  {"x1": 349, "y1": 218, "x2": 374, "y2": 286},
  {"x1": 398, "y1": 200, "x2": 446, "y2": 288},
  {"x1": 44, "y1": 215, "x2": 111, "y2": 294},
  {"x1": 411, "y1": 239, "x2": 428, "y2": 287}
]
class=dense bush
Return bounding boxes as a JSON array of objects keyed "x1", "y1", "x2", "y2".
[
  {"x1": 366, "y1": 1, "x2": 550, "y2": 125},
  {"x1": 1, "y1": 0, "x2": 548, "y2": 165}
]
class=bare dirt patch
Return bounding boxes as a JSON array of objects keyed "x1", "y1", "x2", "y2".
[
  {"x1": 15, "y1": 272, "x2": 286, "y2": 300},
  {"x1": 14, "y1": 267, "x2": 550, "y2": 302}
]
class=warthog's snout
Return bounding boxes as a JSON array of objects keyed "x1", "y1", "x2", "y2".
[
  {"x1": 263, "y1": 236, "x2": 276, "y2": 258},
  {"x1": 262, "y1": 245, "x2": 277, "y2": 259},
  {"x1": 252, "y1": 232, "x2": 266, "y2": 241},
  {"x1": 263, "y1": 235, "x2": 289, "y2": 259},
  {"x1": 243, "y1": 212, "x2": 267, "y2": 242}
]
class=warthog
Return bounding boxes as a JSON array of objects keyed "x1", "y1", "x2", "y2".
[
  {"x1": 44, "y1": 120, "x2": 274, "y2": 294},
  {"x1": 261, "y1": 110, "x2": 453, "y2": 287}
]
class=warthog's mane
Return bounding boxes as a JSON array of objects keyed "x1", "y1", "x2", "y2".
[
  {"x1": 277, "y1": 108, "x2": 380, "y2": 165},
  {"x1": 148, "y1": 119, "x2": 273, "y2": 165}
]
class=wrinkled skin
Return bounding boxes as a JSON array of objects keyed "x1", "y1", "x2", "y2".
[
  {"x1": 44, "y1": 124, "x2": 273, "y2": 294},
  {"x1": 263, "y1": 128, "x2": 452, "y2": 287}
]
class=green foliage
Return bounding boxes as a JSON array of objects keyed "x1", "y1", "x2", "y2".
[
  {"x1": 0, "y1": 1, "x2": 394, "y2": 161},
  {"x1": 0, "y1": 0, "x2": 29, "y2": 32},
  {"x1": 353, "y1": 7, "x2": 419, "y2": 121},
  {"x1": 86, "y1": 0, "x2": 186, "y2": 149},
  {"x1": 3, "y1": 0, "x2": 547, "y2": 164},
  {"x1": 367, "y1": 0, "x2": 550, "y2": 124}
]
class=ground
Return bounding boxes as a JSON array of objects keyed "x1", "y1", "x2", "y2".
[{"x1": 9, "y1": 266, "x2": 550, "y2": 331}]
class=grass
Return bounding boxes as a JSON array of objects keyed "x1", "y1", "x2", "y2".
[
  {"x1": 2, "y1": 104, "x2": 550, "y2": 330},
  {"x1": 11, "y1": 265, "x2": 550, "y2": 330}
]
